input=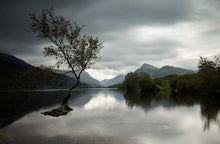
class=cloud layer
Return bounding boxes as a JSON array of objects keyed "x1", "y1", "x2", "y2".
[{"x1": 1, "y1": 0, "x2": 220, "y2": 80}]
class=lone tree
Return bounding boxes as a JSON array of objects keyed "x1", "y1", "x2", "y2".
[{"x1": 30, "y1": 8, "x2": 103, "y2": 107}]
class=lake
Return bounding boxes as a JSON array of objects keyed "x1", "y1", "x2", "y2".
[{"x1": 0, "y1": 88, "x2": 219, "y2": 144}]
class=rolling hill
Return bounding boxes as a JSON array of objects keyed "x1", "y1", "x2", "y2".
[{"x1": 0, "y1": 52, "x2": 87, "y2": 90}]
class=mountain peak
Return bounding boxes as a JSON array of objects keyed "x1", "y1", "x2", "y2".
[
  {"x1": 142, "y1": 63, "x2": 159, "y2": 69},
  {"x1": 157, "y1": 65, "x2": 195, "y2": 77},
  {"x1": 160, "y1": 65, "x2": 174, "y2": 69},
  {"x1": 134, "y1": 63, "x2": 195, "y2": 78},
  {"x1": 134, "y1": 63, "x2": 158, "y2": 74},
  {"x1": 160, "y1": 65, "x2": 192, "y2": 70}
]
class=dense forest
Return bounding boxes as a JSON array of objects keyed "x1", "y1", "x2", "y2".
[{"x1": 120, "y1": 57, "x2": 220, "y2": 95}]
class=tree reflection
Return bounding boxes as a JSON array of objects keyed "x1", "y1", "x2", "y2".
[
  {"x1": 200, "y1": 96, "x2": 220, "y2": 130},
  {"x1": 123, "y1": 91, "x2": 220, "y2": 131},
  {"x1": 0, "y1": 91, "x2": 64, "y2": 127}
]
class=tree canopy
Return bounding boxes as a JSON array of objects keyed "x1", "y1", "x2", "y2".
[
  {"x1": 29, "y1": 8, "x2": 103, "y2": 80},
  {"x1": 30, "y1": 8, "x2": 103, "y2": 110}
]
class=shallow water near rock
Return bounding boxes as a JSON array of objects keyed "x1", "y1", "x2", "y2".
[{"x1": 0, "y1": 88, "x2": 219, "y2": 144}]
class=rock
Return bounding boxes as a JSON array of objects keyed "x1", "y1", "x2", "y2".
[{"x1": 41, "y1": 104, "x2": 73, "y2": 117}]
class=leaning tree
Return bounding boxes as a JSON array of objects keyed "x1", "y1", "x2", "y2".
[{"x1": 30, "y1": 8, "x2": 103, "y2": 106}]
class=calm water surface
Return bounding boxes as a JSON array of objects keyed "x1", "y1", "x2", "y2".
[{"x1": 0, "y1": 88, "x2": 219, "y2": 144}]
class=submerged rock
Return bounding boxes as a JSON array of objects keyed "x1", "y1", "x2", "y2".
[{"x1": 41, "y1": 104, "x2": 73, "y2": 117}]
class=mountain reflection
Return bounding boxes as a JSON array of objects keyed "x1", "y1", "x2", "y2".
[
  {"x1": 123, "y1": 91, "x2": 220, "y2": 131},
  {"x1": 0, "y1": 89, "x2": 124, "y2": 127},
  {"x1": 1, "y1": 89, "x2": 219, "y2": 131},
  {"x1": 0, "y1": 89, "x2": 220, "y2": 144},
  {"x1": 0, "y1": 90, "x2": 65, "y2": 127}
]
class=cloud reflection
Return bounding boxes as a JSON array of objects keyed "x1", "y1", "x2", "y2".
[
  {"x1": 0, "y1": 89, "x2": 220, "y2": 144},
  {"x1": 84, "y1": 94, "x2": 123, "y2": 110}
]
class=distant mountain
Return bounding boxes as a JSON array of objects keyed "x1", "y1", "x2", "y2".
[
  {"x1": 0, "y1": 52, "x2": 87, "y2": 90},
  {"x1": 101, "y1": 74, "x2": 125, "y2": 87},
  {"x1": 0, "y1": 52, "x2": 195, "y2": 89},
  {"x1": 79, "y1": 71, "x2": 103, "y2": 87},
  {"x1": 152, "y1": 65, "x2": 195, "y2": 77},
  {"x1": 135, "y1": 63, "x2": 159, "y2": 75},
  {"x1": 0, "y1": 52, "x2": 31, "y2": 71},
  {"x1": 61, "y1": 70, "x2": 103, "y2": 87},
  {"x1": 134, "y1": 63, "x2": 195, "y2": 78},
  {"x1": 100, "y1": 62, "x2": 194, "y2": 87}
]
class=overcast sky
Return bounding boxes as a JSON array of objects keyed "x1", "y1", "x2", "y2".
[{"x1": 1, "y1": 0, "x2": 220, "y2": 80}]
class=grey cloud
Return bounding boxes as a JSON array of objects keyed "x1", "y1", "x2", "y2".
[
  {"x1": 0, "y1": 0, "x2": 219, "y2": 79},
  {"x1": 0, "y1": 0, "x2": 99, "y2": 55},
  {"x1": 143, "y1": 40, "x2": 181, "y2": 48},
  {"x1": 202, "y1": 0, "x2": 220, "y2": 9},
  {"x1": 202, "y1": 29, "x2": 220, "y2": 36},
  {"x1": 194, "y1": 0, "x2": 220, "y2": 23},
  {"x1": 92, "y1": 37, "x2": 181, "y2": 72},
  {"x1": 103, "y1": 39, "x2": 180, "y2": 58},
  {"x1": 75, "y1": 0, "x2": 195, "y2": 33},
  {"x1": 96, "y1": 50, "x2": 178, "y2": 71},
  {"x1": 136, "y1": 40, "x2": 181, "y2": 55},
  {"x1": 0, "y1": 0, "x2": 195, "y2": 55}
]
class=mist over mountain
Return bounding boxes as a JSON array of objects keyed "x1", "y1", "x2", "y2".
[
  {"x1": 101, "y1": 74, "x2": 125, "y2": 87},
  {"x1": 59, "y1": 70, "x2": 103, "y2": 87}
]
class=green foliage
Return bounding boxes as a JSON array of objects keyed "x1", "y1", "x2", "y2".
[
  {"x1": 122, "y1": 72, "x2": 160, "y2": 92},
  {"x1": 198, "y1": 56, "x2": 218, "y2": 72},
  {"x1": 170, "y1": 74, "x2": 199, "y2": 92},
  {"x1": 154, "y1": 74, "x2": 178, "y2": 90},
  {"x1": 41, "y1": 103, "x2": 73, "y2": 117},
  {"x1": 121, "y1": 56, "x2": 220, "y2": 95},
  {"x1": 139, "y1": 77, "x2": 160, "y2": 92},
  {"x1": 170, "y1": 56, "x2": 220, "y2": 94},
  {"x1": 123, "y1": 73, "x2": 140, "y2": 92},
  {"x1": 30, "y1": 8, "x2": 103, "y2": 104}
]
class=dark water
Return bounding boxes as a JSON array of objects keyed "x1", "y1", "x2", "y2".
[{"x1": 0, "y1": 88, "x2": 219, "y2": 144}]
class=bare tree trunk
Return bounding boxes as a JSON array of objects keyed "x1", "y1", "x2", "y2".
[{"x1": 62, "y1": 78, "x2": 80, "y2": 106}]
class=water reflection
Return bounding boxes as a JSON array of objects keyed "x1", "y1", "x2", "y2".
[
  {"x1": 0, "y1": 90, "x2": 66, "y2": 127},
  {"x1": 123, "y1": 91, "x2": 220, "y2": 131},
  {"x1": 0, "y1": 89, "x2": 220, "y2": 144}
]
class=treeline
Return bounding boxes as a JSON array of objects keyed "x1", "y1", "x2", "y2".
[
  {"x1": 170, "y1": 57, "x2": 220, "y2": 94},
  {"x1": 118, "y1": 73, "x2": 160, "y2": 92},
  {"x1": 119, "y1": 57, "x2": 220, "y2": 95},
  {"x1": 14, "y1": 67, "x2": 77, "y2": 89},
  {"x1": 0, "y1": 66, "x2": 87, "y2": 90}
]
